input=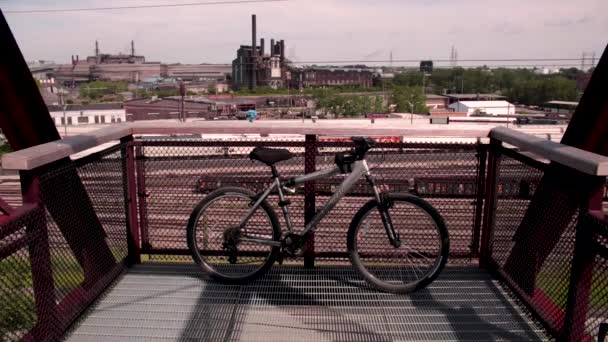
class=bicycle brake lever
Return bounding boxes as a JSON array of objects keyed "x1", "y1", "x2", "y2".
[{"x1": 282, "y1": 186, "x2": 296, "y2": 194}]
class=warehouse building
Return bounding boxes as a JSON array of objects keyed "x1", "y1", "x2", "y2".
[{"x1": 448, "y1": 100, "x2": 516, "y2": 116}]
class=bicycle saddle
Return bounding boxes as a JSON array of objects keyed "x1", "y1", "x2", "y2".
[{"x1": 249, "y1": 146, "x2": 293, "y2": 166}]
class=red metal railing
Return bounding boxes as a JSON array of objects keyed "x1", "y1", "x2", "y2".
[
  {"x1": 480, "y1": 137, "x2": 608, "y2": 341},
  {"x1": 2, "y1": 131, "x2": 607, "y2": 340},
  {"x1": 0, "y1": 143, "x2": 130, "y2": 341},
  {"x1": 132, "y1": 136, "x2": 485, "y2": 265}
]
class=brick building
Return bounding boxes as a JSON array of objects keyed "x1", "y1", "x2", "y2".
[
  {"x1": 53, "y1": 41, "x2": 231, "y2": 85},
  {"x1": 123, "y1": 97, "x2": 256, "y2": 121},
  {"x1": 47, "y1": 103, "x2": 126, "y2": 126},
  {"x1": 290, "y1": 68, "x2": 373, "y2": 88}
]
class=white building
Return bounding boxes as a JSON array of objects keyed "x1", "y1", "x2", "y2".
[
  {"x1": 449, "y1": 100, "x2": 516, "y2": 116},
  {"x1": 48, "y1": 103, "x2": 126, "y2": 126}
]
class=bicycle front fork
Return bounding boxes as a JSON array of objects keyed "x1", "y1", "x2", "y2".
[
  {"x1": 379, "y1": 196, "x2": 401, "y2": 248},
  {"x1": 367, "y1": 174, "x2": 401, "y2": 248}
]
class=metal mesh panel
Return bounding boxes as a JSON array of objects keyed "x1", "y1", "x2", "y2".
[
  {"x1": 484, "y1": 146, "x2": 608, "y2": 339},
  {"x1": 489, "y1": 151, "x2": 577, "y2": 335},
  {"x1": 589, "y1": 254, "x2": 608, "y2": 341},
  {"x1": 40, "y1": 146, "x2": 129, "y2": 268},
  {"x1": 0, "y1": 144, "x2": 131, "y2": 340},
  {"x1": 139, "y1": 138, "x2": 481, "y2": 263},
  {"x1": 569, "y1": 213, "x2": 608, "y2": 341},
  {"x1": 140, "y1": 140, "x2": 305, "y2": 262},
  {"x1": 315, "y1": 142, "x2": 480, "y2": 260},
  {"x1": 0, "y1": 207, "x2": 44, "y2": 341}
]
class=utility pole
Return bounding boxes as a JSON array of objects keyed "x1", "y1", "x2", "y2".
[
  {"x1": 506, "y1": 102, "x2": 510, "y2": 128},
  {"x1": 461, "y1": 75, "x2": 464, "y2": 94},
  {"x1": 422, "y1": 73, "x2": 426, "y2": 94},
  {"x1": 581, "y1": 52, "x2": 586, "y2": 71},
  {"x1": 408, "y1": 101, "x2": 414, "y2": 124},
  {"x1": 179, "y1": 81, "x2": 186, "y2": 122},
  {"x1": 60, "y1": 92, "x2": 68, "y2": 137}
]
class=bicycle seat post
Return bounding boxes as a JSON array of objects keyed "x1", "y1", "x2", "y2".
[
  {"x1": 270, "y1": 165, "x2": 280, "y2": 179},
  {"x1": 272, "y1": 164, "x2": 294, "y2": 233}
]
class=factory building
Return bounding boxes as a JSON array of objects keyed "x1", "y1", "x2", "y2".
[
  {"x1": 47, "y1": 103, "x2": 126, "y2": 126},
  {"x1": 290, "y1": 67, "x2": 373, "y2": 88},
  {"x1": 53, "y1": 41, "x2": 231, "y2": 85},
  {"x1": 448, "y1": 100, "x2": 516, "y2": 116},
  {"x1": 232, "y1": 15, "x2": 288, "y2": 90}
]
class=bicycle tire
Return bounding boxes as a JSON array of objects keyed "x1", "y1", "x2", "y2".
[
  {"x1": 187, "y1": 187, "x2": 281, "y2": 284},
  {"x1": 347, "y1": 193, "x2": 449, "y2": 294}
]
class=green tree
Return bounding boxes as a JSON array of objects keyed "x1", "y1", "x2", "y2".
[
  {"x1": 373, "y1": 96, "x2": 387, "y2": 113},
  {"x1": 392, "y1": 72, "x2": 423, "y2": 87},
  {"x1": 142, "y1": 88, "x2": 180, "y2": 98},
  {"x1": 207, "y1": 82, "x2": 217, "y2": 94},
  {"x1": 79, "y1": 81, "x2": 128, "y2": 101},
  {"x1": 391, "y1": 86, "x2": 427, "y2": 113},
  {"x1": 389, "y1": 67, "x2": 579, "y2": 106},
  {"x1": 505, "y1": 76, "x2": 577, "y2": 105}
]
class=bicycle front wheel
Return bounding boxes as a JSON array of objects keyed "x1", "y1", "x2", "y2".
[
  {"x1": 347, "y1": 193, "x2": 449, "y2": 294},
  {"x1": 187, "y1": 187, "x2": 281, "y2": 284}
]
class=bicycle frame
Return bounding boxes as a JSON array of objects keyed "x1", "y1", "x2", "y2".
[{"x1": 238, "y1": 159, "x2": 383, "y2": 247}]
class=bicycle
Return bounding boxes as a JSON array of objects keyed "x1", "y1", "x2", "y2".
[{"x1": 187, "y1": 137, "x2": 449, "y2": 294}]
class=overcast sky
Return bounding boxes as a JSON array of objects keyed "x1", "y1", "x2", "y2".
[{"x1": 2, "y1": 0, "x2": 607, "y2": 67}]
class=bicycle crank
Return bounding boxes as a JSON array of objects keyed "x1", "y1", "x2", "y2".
[{"x1": 281, "y1": 233, "x2": 306, "y2": 257}]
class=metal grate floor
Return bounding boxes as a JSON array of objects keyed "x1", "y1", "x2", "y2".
[{"x1": 65, "y1": 264, "x2": 548, "y2": 341}]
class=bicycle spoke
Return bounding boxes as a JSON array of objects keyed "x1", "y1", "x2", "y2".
[
  {"x1": 190, "y1": 191, "x2": 278, "y2": 280},
  {"x1": 352, "y1": 196, "x2": 447, "y2": 293}
]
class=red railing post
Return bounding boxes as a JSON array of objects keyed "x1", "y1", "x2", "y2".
[
  {"x1": 304, "y1": 134, "x2": 317, "y2": 268},
  {"x1": 135, "y1": 143, "x2": 151, "y2": 252},
  {"x1": 472, "y1": 143, "x2": 488, "y2": 257},
  {"x1": 561, "y1": 176, "x2": 606, "y2": 341},
  {"x1": 121, "y1": 136, "x2": 141, "y2": 265},
  {"x1": 480, "y1": 138, "x2": 502, "y2": 268},
  {"x1": 20, "y1": 170, "x2": 59, "y2": 340}
]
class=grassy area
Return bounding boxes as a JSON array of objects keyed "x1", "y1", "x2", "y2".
[
  {"x1": 0, "y1": 251, "x2": 85, "y2": 339},
  {"x1": 0, "y1": 257, "x2": 36, "y2": 341},
  {"x1": 536, "y1": 269, "x2": 608, "y2": 310}
]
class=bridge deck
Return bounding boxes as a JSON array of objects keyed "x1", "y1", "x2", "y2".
[{"x1": 65, "y1": 264, "x2": 548, "y2": 341}]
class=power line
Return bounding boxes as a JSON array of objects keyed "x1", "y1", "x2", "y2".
[
  {"x1": 3, "y1": 0, "x2": 287, "y2": 14},
  {"x1": 284, "y1": 58, "x2": 583, "y2": 64},
  {"x1": 234, "y1": 61, "x2": 584, "y2": 68}
]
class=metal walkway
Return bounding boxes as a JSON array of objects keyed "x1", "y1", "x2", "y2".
[{"x1": 65, "y1": 264, "x2": 548, "y2": 341}]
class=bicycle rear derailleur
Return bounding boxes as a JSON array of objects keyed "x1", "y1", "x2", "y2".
[{"x1": 222, "y1": 226, "x2": 241, "y2": 264}]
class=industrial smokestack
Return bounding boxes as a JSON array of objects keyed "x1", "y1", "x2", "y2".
[
  {"x1": 252, "y1": 14, "x2": 257, "y2": 55},
  {"x1": 250, "y1": 14, "x2": 257, "y2": 89},
  {"x1": 131, "y1": 40, "x2": 135, "y2": 56},
  {"x1": 260, "y1": 38, "x2": 265, "y2": 56},
  {"x1": 280, "y1": 40, "x2": 285, "y2": 62},
  {"x1": 95, "y1": 40, "x2": 99, "y2": 57},
  {"x1": 270, "y1": 39, "x2": 275, "y2": 55}
]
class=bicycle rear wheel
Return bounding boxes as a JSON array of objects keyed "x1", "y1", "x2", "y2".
[
  {"x1": 347, "y1": 193, "x2": 449, "y2": 294},
  {"x1": 187, "y1": 187, "x2": 281, "y2": 284}
]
